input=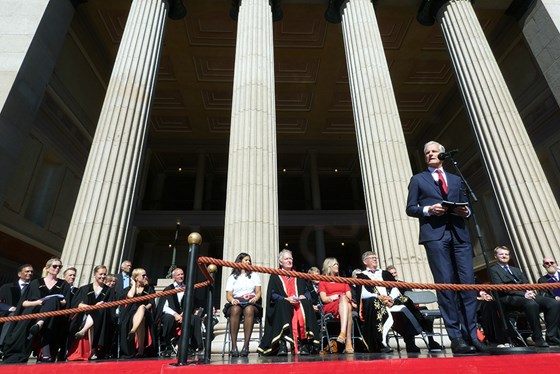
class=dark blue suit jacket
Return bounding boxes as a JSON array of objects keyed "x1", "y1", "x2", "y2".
[{"x1": 406, "y1": 170, "x2": 470, "y2": 244}]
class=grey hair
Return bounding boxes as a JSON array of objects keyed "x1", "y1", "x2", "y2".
[
  {"x1": 361, "y1": 251, "x2": 377, "y2": 261},
  {"x1": 423, "y1": 141, "x2": 445, "y2": 154},
  {"x1": 278, "y1": 249, "x2": 293, "y2": 264}
]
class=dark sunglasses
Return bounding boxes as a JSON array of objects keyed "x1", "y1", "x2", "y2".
[
  {"x1": 51, "y1": 265, "x2": 62, "y2": 269},
  {"x1": 545, "y1": 261, "x2": 556, "y2": 266}
]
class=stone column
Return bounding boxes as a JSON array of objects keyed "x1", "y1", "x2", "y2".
[
  {"x1": 522, "y1": 0, "x2": 560, "y2": 106},
  {"x1": 62, "y1": 0, "x2": 170, "y2": 285},
  {"x1": 436, "y1": 0, "x2": 560, "y2": 279},
  {"x1": 222, "y1": 0, "x2": 279, "y2": 300},
  {"x1": 340, "y1": 0, "x2": 432, "y2": 282},
  {"x1": 0, "y1": 0, "x2": 74, "y2": 204}
]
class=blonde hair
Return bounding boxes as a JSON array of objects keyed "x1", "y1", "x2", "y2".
[
  {"x1": 131, "y1": 268, "x2": 146, "y2": 283},
  {"x1": 42, "y1": 257, "x2": 62, "y2": 278},
  {"x1": 322, "y1": 257, "x2": 338, "y2": 276}
]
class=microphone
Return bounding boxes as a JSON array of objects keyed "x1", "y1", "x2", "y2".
[{"x1": 438, "y1": 149, "x2": 459, "y2": 160}]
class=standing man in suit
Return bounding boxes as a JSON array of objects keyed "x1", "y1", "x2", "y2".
[
  {"x1": 489, "y1": 246, "x2": 560, "y2": 347},
  {"x1": 0, "y1": 264, "x2": 34, "y2": 356},
  {"x1": 116, "y1": 260, "x2": 132, "y2": 297},
  {"x1": 406, "y1": 140, "x2": 480, "y2": 354},
  {"x1": 538, "y1": 257, "x2": 560, "y2": 301}
]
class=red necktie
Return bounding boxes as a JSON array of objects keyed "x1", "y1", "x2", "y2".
[{"x1": 436, "y1": 169, "x2": 448, "y2": 195}]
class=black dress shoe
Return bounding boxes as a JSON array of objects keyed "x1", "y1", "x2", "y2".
[
  {"x1": 546, "y1": 337, "x2": 560, "y2": 346},
  {"x1": 299, "y1": 344, "x2": 311, "y2": 355},
  {"x1": 37, "y1": 356, "x2": 55, "y2": 363},
  {"x1": 27, "y1": 323, "x2": 41, "y2": 341},
  {"x1": 534, "y1": 339, "x2": 550, "y2": 348},
  {"x1": 428, "y1": 340, "x2": 443, "y2": 350},
  {"x1": 277, "y1": 340, "x2": 288, "y2": 356},
  {"x1": 379, "y1": 344, "x2": 393, "y2": 354},
  {"x1": 471, "y1": 339, "x2": 488, "y2": 353},
  {"x1": 240, "y1": 347, "x2": 249, "y2": 357},
  {"x1": 405, "y1": 342, "x2": 421, "y2": 353},
  {"x1": 450, "y1": 338, "x2": 476, "y2": 354}
]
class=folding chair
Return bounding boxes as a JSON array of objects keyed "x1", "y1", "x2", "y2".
[
  {"x1": 404, "y1": 290, "x2": 445, "y2": 349},
  {"x1": 386, "y1": 305, "x2": 427, "y2": 351},
  {"x1": 221, "y1": 316, "x2": 263, "y2": 357}
]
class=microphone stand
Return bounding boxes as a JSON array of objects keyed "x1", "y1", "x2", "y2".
[{"x1": 447, "y1": 155, "x2": 535, "y2": 354}]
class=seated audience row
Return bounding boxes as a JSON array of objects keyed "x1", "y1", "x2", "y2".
[
  {"x1": 0, "y1": 259, "x2": 209, "y2": 363},
  {"x1": 2, "y1": 246, "x2": 559, "y2": 362}
]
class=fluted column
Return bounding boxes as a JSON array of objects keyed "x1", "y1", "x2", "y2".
[
  {"x1": 437, "y1": 0, "x2": 560, "y2": 280},
  {"x1": 340, "y1": 0, "x2": 432, "y2": 282},
  {"x1": 62, "y1": 0, "x2": 168, "y2": 285},
  {"x1": 222, "y1": 0, "x2": 279, "y2": 297}
]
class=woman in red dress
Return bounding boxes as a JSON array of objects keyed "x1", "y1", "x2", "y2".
[{"x1": 318, "y1": 257, "x2": 353, "y2": 353}]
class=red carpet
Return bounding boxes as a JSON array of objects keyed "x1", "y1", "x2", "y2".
[{"x1": 3, "y1": 354, "x2": 558, "y2": 374}]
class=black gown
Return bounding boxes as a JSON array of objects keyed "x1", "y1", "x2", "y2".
[
  {"x1": 67, "y1": 283, "x2": 116, "y2": 359},
  {"x1": 257, "y1": 275, "x2": 320, "y2": 355},
  {"x1": 357, "y1": 272, "x2": 389, "y2": 353},
  {"x1": 2, "y1": 278, "x2": 71, "y2": 363},
  {"x1": 119, "y1": 285, "x2": 157, "y2": 358}
]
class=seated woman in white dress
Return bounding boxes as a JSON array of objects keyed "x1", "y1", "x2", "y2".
[{"x1": 223, "y1": 252, "x2": 262, "y2": 357}]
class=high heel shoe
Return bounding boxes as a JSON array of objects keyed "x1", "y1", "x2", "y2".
[
  {"x1": 240, "y1": 346, "x2": 249, "y2": 357},
  {"x1": 75, "y1": 331, "x2": 85, "y2": 339},
  {"x1": 345, "y1": 345, "x2": 354, "y2": 354},
  {"x1": 336, "y1": 332, "x2": 346, "y2": 344},
  {"x1": 230, "y1": 346, "x2": 239, "y2": 357}
]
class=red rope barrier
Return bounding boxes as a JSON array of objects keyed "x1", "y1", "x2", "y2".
[
  {"x1": 197, "y1": 256, "x2": 560, "y2": 292},
  {"x1": 3, "y1": 255, "x2": 559, "y2": 324},
  {"x1": 0, "y1": 280, "x2": 210, "y2": 323}
]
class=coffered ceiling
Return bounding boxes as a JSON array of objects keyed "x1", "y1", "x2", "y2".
[{"x1": 74, "y1": 0, "x2": 517, "y2": 176}]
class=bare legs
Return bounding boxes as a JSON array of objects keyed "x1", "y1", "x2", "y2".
[
  {"x1": 130, "y1": 305, "x2": 147, "y2": 355},
  {"x1": 228, "y1": 305, "x2": 258, "y2": 355},
  {"x1": 75, "y1": 314, "x2": 94, "y2": 339},
  {"x1": 337, "y1": 296, "x2": 354, "y2": 353}
]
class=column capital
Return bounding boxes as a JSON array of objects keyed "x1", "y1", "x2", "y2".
[
  {"x1": 230, "y1": 0, "x2": 283, "y2": 22},
  {"x1": 417, "y1": 0, "x2": 473, "y2": 26}
]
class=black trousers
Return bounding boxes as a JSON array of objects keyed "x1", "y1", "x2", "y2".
[{"x1": 501, "y1": 295, "x2": 560, "y2": 341}]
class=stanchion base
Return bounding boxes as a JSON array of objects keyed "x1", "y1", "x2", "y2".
[
  {"x1": 486, "y1": 346, "x2": 537, "y2": 355},
  {"x1": 170, "y1": 360, "x2": 198, "y2": 366}
]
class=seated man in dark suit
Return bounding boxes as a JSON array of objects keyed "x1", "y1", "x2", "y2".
[
  {"x1": 538, "y1": 256, "x2": 560, "y2": 301},
  {"x1": 0, "y1": 264, "x2": 34, "y2": 355},
  {"x1": 489, "y1": 246, "x2": 560, "y2": 347},
  {"x1": 156, "y1": 267, "x2": 206, "y2": 357},
  {"x1": 305, "y1": 267, "x2": 321, "y2": 318}
]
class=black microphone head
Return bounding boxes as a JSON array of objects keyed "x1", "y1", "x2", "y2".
[{"x1": 438, "y1": 149, "x2": 459, "y2": 160}]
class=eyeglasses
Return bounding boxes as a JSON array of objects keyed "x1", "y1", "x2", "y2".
[
  {"x1": 141, "y1": 274, "x2": 148, "y2": 278},
  {"x1": 365, "y1": 256, "x2": 377, "y2": 260},
  {"x1": 51, "y1": 265, "x2": 62, "y2": 269},
  {"x1": 545, "y1": 261, "x2": 556, "y2": 266}
]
